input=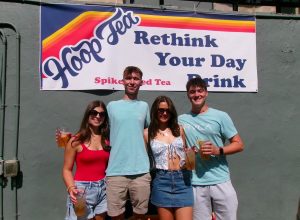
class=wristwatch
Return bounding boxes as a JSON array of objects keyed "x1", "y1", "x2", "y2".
[{"x1": 219, "y1": 147, "x2": 224, "y2": 155}]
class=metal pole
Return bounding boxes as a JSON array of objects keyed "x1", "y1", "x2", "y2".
[
  {"x1": 0, "y1": 23, "x2": 20, "y2": 220},
  {"x1": 0, "y1": 31, "x2": 7, "y2": 161},
  {"x1": 0, "y1": 30, "x2": 7, "y2": 220}
]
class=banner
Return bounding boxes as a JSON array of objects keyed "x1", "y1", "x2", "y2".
[{"x1": 40, "y1": 4, "x2": 257, "y2": 92}]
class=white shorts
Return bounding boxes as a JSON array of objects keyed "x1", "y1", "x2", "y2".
[{"x1": 193, "y1": 180, "x2": 238, "y2": 220}]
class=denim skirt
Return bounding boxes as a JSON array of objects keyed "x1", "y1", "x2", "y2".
[{"x1": 150, "y1": 169, "x2": 194, "y2": 208}]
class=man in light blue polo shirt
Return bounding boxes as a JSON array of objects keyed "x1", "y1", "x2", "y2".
[
  {"x1": 106, "y1": 66, "x2": 151, "y2": 220},
  {"x1": 179, "y1": 77, "x2": 244, "y2": 220}
]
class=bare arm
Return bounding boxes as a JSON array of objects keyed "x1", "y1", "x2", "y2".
[
  {"x1": 62, "y1": 137, "x2": 79, "y2": 203},
  {"x1": 222, "y1": 134, "x2": 244, "y2": 155},
  {"x1": 143, "y1": 128, "x2": 149, "y2": 150},
  {"x1": 179, "y1": 125, "x2": 187, "y2": 149}
]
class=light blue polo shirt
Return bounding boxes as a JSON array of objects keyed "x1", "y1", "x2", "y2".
[{"x1": 106, "y1": 99, "x2": 150, "y2": 176}]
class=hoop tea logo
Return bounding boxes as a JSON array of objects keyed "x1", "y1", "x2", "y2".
[{"x1": 42, "y1": 8, "x2": 140, "y2": 88}]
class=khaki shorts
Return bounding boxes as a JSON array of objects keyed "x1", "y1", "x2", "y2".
[{"x1": 106, "y1": 173, "x2": 151, "y2": 217}]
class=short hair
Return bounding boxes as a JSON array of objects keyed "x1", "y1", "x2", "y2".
[
  {"x1": 123, "y1": 66, "x2": 143, "y2": 79},
  {"x1": 186, "y1": 77, "x2": 207, "y2": 91}
]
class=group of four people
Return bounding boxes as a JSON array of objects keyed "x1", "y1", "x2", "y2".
[{"x1": 62, "y1": 66, "x2": 244, "y2": 220}]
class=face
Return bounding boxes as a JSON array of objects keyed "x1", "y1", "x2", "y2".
[
  {"x1": 187, "y1": 85, "x2": 208, "y2": 108},
  {"x1": 157, "y1": 102, "x2": 170, "y2": 124},
  {"x1": 88, "y1": 106, "x2": 105, "y2": 128},
  {"x1": 123, "y1": 72, "x2": 142, "y2": 96}
]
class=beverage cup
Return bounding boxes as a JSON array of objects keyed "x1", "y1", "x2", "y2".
[
  {"x1": 198, "y1": 140, "x2": 210, "y2": 160},
  {"x1": 74, "y1": 188, "x2": 87, "y2": 217},
  {"x1": 57, "y1": 127, "x2": 71, "y2": 148},
  {"x1": 185, "y1": 148, "x2": 196, "y2": 170}
]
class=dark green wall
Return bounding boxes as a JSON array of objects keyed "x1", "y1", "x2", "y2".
[{"x1": 0, "y1": 1, "x2": 299, "y2": 220}]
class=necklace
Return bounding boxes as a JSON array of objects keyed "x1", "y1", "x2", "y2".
[{"x1": 158, "y1": 128, "x2": 170, "y2": 137}]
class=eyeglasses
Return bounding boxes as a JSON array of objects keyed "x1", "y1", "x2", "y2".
[
  {"x1": 158, "y1": 108, "x2": 170, "y2": 114},
  {"x1": 89, "y1": 110, "x2": 105, "y2": 118}
]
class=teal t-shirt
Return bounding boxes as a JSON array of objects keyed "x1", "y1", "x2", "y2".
[
  {"x1": 178, "y1": 108, "x2": 237, "y2": 185},
  {"x1": 106, "y1": 99, "x2": 150, "y2": 176}
]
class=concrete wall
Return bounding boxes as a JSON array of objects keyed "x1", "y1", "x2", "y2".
[{"x1": 0, "y1": 1, "x2": 299, "y2": 220}]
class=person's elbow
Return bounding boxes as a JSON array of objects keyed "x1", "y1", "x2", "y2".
[
  {"x1": 236, "y1": 138, "x2": 244, "y2": 152},
  {"x1": 238, "y1": 141, "x2": 244, "y2": 152},
  {"x1": 231, "y1": 134, "x2": 244, "y2": 153},
  {"x1": 62, "y1": 166, "x2": 72, "y2": 179}
]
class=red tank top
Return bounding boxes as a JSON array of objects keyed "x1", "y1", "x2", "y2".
[{"x1": 74, "y1": 144, "x2": 110, "y2": 181}]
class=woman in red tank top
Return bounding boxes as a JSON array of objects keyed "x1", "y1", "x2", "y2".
[{"x1": 62, "y1": 100, "x2": 110, "y2": 220}]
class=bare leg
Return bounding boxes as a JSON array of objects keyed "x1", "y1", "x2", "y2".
[
  {"x1": 111, "y1": 213, "x2": 125, "y2": 220},
  {"x1": 133, "y1": 213, "x2": 146, "y2": 220},
  {"x1": 94, "y1": 212, "x2": 107, "y2": 220},
  {"x1": 157, "y1": 207, "x2": 174, "y2": 220},
  {"x1": 174, "y1": 207, "x2": 192, "y2": 220}
]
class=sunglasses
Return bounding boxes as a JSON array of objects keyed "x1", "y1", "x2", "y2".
[
  {"x1": 89, "y1": 110, "x2": 106, "y2": 118},
  {"x1": 158, "y1": 108, "x2": 170, "y2": 114}
]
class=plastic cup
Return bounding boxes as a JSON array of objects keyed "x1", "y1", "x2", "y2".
[
  {"x1": 198, "y1": 140, "x2": 210, "y2": 160},
  {"x1": 57, "y1": 127, "x2": 71, "y2": 148},
  {"x1": 74, "y1": 188, "x2": 87, "y2": 217},
  {"x1": 185, "y1": 148, "x2": 196, "y2": 170}
]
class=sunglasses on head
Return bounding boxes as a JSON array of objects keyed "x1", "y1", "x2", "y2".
[
  {"x1": 158, "y1": 108, "x2": 170, "y2": 114},
  {"x1": 89, "y1": 109, "x2": 105, "y2": 118}
]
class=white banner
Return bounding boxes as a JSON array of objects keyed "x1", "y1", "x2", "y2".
[{"x1": 40, "y1": 4, "x2": 257, "y2": 92}]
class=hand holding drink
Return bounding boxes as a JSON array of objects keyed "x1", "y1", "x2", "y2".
[
  {"x1": 198, "y1": 140, "x2": 210, "y2": 160},
  {"x1": 56, "y1": 127, "x2": 72, "y2": 148}
]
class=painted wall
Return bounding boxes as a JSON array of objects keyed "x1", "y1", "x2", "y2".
[{"x1": 0, "y1": 1, "x2": 299, "y2": 220}]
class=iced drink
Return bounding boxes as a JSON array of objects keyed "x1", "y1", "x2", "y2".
[
  {"x1": 198, "y1": 140, "x2": 210, "y2": 160},
  {"x1": 57, "y1": 128, "x2": 71, "y2": 148},
  {"x1": 185, "y1": 148, "x2": 195, "y2": 170},
  {"x1": 74, "y1": 191, "x2": 87, "y2": 217}
]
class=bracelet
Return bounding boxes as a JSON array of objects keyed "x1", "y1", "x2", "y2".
[{"x1": 67, "y1": 185, "x2": 76, "y2": 193}]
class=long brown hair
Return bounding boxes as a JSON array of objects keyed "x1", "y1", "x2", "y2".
[
  {"x1": 148, "y1": 96, "x2": 180, "y2": 140},
  {"x1": 72, "y1": 100, "x2": 110, "y2": 151}
]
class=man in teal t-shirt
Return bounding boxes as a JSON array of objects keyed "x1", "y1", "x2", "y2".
[
  {"x1": 106, "y1": 66, "x2": 151, "y2": 220},
  {"x1": 178, "y1": 77, "x2": 244, "y2": 220}
]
